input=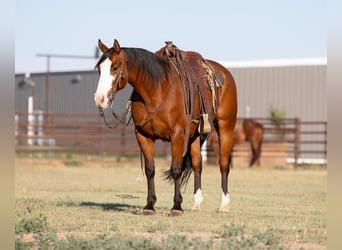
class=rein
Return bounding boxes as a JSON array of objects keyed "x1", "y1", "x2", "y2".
[
  {"x1": 98, "y1": 63, "x2": 133, "y2": 129},
  {"x1": 99, "y1": 108, "x2": 117, "y2": 129},
  {"x1": 99, "y1": 99, "x2": 132, "y2": 129}
]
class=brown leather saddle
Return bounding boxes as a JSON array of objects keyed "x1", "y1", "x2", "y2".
[{"x1": 155, "y1": 42, "x2": 222, "y2": 134}]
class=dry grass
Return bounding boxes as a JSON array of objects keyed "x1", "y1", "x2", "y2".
[{"x1": 15, "y1": 154, "x2": 327, "y2": 249}]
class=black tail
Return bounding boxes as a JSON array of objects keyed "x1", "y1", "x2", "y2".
[
  {"x1": 163, "y1": 151, "x2": 193, "y2": 188},
  {"x1": 163, "y1": 134, "x2": 208, "y2": 188},
  {"x1": 230, "y1": 146, "x2": 234, "y2": 168}
]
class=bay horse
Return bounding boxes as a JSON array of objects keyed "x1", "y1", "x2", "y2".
[
  {"x1": 234, "y1": 119, "x2": 264, "y2": 167},
  {"x1": 94, "y1": 39, "x2": 237, "y2": 215},
  {"x1": 209, "y1": 119, "x2": 264, "y2": 167}
]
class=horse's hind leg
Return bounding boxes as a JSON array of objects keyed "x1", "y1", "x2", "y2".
[
  {"x1": 216, "y1": 119, "x2": 235, "y2": 213},
  {"x1": 249, "y1": 143, "x2": 258, "y2": 167},
  {"x1": 256, "y1": 132, "x2": 263, "y2": 167},
  {"x1": 190, "y1": 136, "x2": 203, "y2": 211},
  {"x1": 135, "y1": 133, "x2": 157, "y2": 215},
  {"x1": 249, "y1": 134, "x2": 262, "y2": 167}
]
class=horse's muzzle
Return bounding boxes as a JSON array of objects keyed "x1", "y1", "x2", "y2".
[{"x1": 94, "y1": 93, "x2": 108, "y2": 109}]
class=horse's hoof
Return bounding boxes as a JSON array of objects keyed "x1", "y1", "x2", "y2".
[
  {"x1": 217, "y1": 207, "x2": 229, "y2": 213},
  {"x1": 142, "y1": 209, "x2": 156, "y2": 215},
  {"x1": 170, "y1": 209, "x2": 183, "y2": 216},
  {"x1": 191, "y1": 205, "x2": 201, "y2": 211}
]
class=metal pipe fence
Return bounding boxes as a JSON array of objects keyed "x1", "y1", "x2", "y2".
[{"x1": 15, "y1": 113, "x2": 326, "y2": 166}]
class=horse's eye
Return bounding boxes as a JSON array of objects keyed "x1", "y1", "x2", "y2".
[{"x1": 111, "y1": 66, "x2": 118, "y2": 71}]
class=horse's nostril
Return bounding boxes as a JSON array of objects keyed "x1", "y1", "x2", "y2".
[{"x1": 94, "y1": 94, "x2": 106, "y2": 106}]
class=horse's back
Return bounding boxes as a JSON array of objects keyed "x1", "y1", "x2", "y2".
[{"x1": 243, "y1": 119, "x2": 264, "y2": 138}]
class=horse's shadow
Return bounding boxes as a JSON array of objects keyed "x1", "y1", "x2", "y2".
[{"x1": 79, "y1": 201, "x2": 142, "y2": 214}]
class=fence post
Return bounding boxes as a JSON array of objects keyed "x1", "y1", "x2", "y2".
[
  {"x1": 294, "y1": 118, "x2": 301, "y2": 168},
  {"x1": 27, "y1": 96, "x2": 34, "y2": 146},
  {"x1": 15, "y1": 114, "x2": 18, "y2": 145},
  {"x1": 49, "y1": 113, "x2": 56, "y2": 146},
  {"x1": 324, "y1": 122, "x2": 327, "y2": 164}
]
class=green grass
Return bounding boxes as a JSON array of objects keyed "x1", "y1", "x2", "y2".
[{"x1": 15, "y1": 155, "x2": 327, "y2": 249}]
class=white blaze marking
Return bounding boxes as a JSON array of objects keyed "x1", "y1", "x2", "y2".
[
  {"x1": 95, "y1": 58, "x2": 115, "y2": 104},
  {"x1": 193, "y1": 188, "x2": 203, "y2": 204}
]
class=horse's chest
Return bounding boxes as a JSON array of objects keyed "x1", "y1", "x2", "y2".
[
  {"x1": 131, "y1": 102, "x2": 189, "y2": 141},
  {"x1": 152, "y1": 116, "x2": 175, "y2": 137},
  {"x1": 132, "y1": 112, "x2": 169, "y2": 139},
  {"x1": 134, "y1": 120, "x2": 170, "y2": 141}
]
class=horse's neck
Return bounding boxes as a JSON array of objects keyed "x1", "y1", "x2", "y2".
[
  {"x1": 129, "y1": 74, "x2": 161, "y2": 111},
  {"x1": 125, "y1": 50, "x2": 170, "y2": 110}
]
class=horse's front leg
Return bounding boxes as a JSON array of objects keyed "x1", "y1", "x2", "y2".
[
  {"x1": 169, "y1": 132, "x2": 186, "y2": 216},
  {"x1": 135, "y1": 132, "x2": 156, "y2": 215}
]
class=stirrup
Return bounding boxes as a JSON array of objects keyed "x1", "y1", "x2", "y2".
[{"x1": 199, "y1": 114, "x2": 211, "y2": 134}]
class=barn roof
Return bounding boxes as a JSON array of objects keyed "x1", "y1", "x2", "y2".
[{"x1": 220, "y1": 57, "x2": 326, "y2": 68}]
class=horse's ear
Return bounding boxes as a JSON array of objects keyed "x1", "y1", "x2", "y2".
[
  {"x1": 98, "y1": 39, "x2": 109, "y2": 52},
  {"x1": 113, "y1": 39, "x2": 121, "y2": 53}
]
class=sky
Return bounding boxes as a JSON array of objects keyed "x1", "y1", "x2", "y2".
[{"x1": 15, "y1": 0, "x2": 326, "y2": 73}]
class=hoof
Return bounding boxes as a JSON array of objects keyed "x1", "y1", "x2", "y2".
[
  {"x1": 170, "y1": 209, "x2": 183, "y2": 217},
  {"x1": 217, "y1": 206, "x2": 229, "y2": 213},
  {"x1": 142, "y1": 209, "x2": 156, "y2": 216},
  {"x1": 191, "y1": 204, "x2": 201, "y2": 211}
]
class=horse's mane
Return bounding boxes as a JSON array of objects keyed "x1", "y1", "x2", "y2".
[
  {"x1": 124, "y1": 48, "x2": 171, "y2": 84},
  {"x1": 95, "y1": 47, "x2": 171, "y2": 85}
]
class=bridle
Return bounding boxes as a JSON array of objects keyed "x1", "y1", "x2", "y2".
[
  {"x1": 98, "y1": 57, "x2": 132, "y2": 129},
  {"x1": 98, "y1": 47, "x2": 176, "y2": 130}
]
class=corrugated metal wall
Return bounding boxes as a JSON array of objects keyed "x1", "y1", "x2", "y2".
[
  {"x1": 15, "y1": 71, "x2": 133, "y2": 115},
  {"x1": 229, "y1": 65, "x2": 326, "y2": 121}
]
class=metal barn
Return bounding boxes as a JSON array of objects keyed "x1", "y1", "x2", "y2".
[{"x1": 224, "y1": 58, "x2": 326, "y2": 121}]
